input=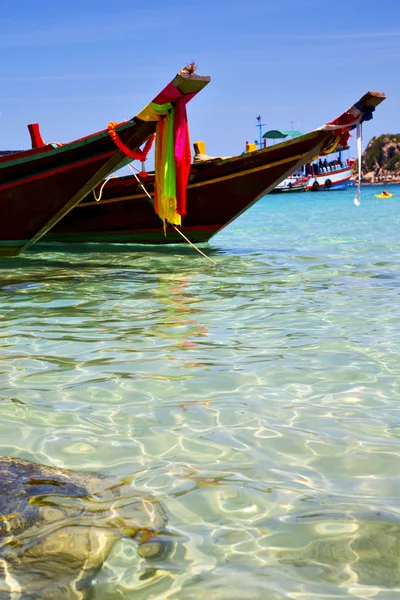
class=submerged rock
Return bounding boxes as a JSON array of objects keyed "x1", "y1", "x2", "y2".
[
  {"x1": 278, "y1": 519, "x2": 400, "y2": 588},
  {"x1": 0, "y1": 457, "x2": 170, "y2": 599}
]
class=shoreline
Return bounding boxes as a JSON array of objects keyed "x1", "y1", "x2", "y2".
[{"x1": 359, "y1": 181, "x2": 400, "y2": 186}]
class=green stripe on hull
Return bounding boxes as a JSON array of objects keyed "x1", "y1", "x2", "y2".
[
  {"x1": 40, "y1": 229, "x2": 217, "y2": 246},
  {"x1": 0, "y1": 121, "x2": 137, "y2": 171},
  {"x1": 0, "y1": 240, "x2": 30, "y2": 257}
]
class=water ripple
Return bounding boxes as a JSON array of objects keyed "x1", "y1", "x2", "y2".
[{"x1": 0, "y1": 185, "x2": 400, "y2": 597}]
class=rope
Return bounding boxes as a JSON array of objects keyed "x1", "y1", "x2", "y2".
[
  {"x1": 319, "y1": 117, "x2": 360, "y2": 131},
  {"x1": 169, "y1": 225, "x2": 217, "y2": 264},
  {"x1": 128, "y1": 163, "x2": 142, "y2": 175},
  {"x1": 93, "y1": 174, "x2": 118, "y2": 202},
  {"x1": 128, "y1": 167, "x2": 217, "y2": 266}
]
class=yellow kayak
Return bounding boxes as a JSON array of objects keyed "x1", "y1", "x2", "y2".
[{"x1": 375, "y1": 193, "x2": 393, "y2": 198}]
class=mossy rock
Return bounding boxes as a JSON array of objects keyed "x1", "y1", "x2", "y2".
[{"x1": 0, "y1": 457, "x2": 170, "y2": 599}]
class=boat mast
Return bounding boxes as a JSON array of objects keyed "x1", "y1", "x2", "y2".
[{"x1": 256, "y1": 116, "x2": 266, "y2": 149}]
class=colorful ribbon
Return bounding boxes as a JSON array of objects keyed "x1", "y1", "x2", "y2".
[{"x1": 137, "y1": 82, "x2": 195, "y2": 229}]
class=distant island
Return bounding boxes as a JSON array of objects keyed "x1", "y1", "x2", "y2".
[{"x1": 356, "y1": 134, "x2": 400, "y2": 184}]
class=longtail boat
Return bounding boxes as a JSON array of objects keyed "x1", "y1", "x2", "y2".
[
  {"x1": 0, "y1": 67, "x2": 210, "y2": 256},
  {"x1": 40, "y1": 91, "x2": 385, "y2": 247}
]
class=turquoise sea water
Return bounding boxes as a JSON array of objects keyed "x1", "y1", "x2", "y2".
[{"x1": 1, "y1": 183, "x2": 400, "y2": 598}]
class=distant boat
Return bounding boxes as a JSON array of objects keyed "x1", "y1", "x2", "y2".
[
  {"x1": 272, "y1": 149, "x2": 354, "y2": 193},
  {"x1": 39, "y1": 91, "x2": 385, "y2": 248},
  {"x1": 269, "y1": 183, "x2": 307, "y2": 194},
  {"x1": 258, "y1": 123, "x2": 354, "y2": 193},
  {"x1": 0, "y1": 69, "x2": 210, "y2": 257}
]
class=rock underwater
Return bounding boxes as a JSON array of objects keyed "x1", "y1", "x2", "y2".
[{"x1": 0, "y1": 457, "x2": 171, "y2": 599}]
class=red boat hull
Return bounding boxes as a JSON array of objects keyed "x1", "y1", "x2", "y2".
[
  {"x1": 42, "y1": 90, "x2": 387, "y2": 248},
  {"x1": 0, "y1": 72, "x2": 210, "y2": 256},
  {"x1": 44, "y1": 130, "x2": 340, "y2": 245}
]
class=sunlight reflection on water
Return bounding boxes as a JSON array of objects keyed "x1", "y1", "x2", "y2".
[{"x1": 1, "y1": 185, "x2": 400, "y2": 598}]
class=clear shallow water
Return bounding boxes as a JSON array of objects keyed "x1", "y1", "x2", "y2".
[{"x1": 1, "y1": 184, "x2": 400, "y2": 598}]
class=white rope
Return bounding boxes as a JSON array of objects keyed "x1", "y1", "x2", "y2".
[
  {"x1": 127, "y1": 163, "x2": 141, "y2": 175},
  {"x1": 169, "y1": 225, "x2": 218, "y2": 264},
  {"x1": 129, "y1": 168, "x2": 217, "y2": 266},
  {"x1": 318, "y1": 116, "x2": 361, "y2": 132},
  {"x1": 354, "y1": 123, "x2": 362, "y2": 206},
  {"x1": 93, "y1": 174, "x2": 118, "y2": 202}
]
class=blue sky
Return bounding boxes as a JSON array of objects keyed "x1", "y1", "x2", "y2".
[{"x1": 1, "y1": 0, "x2": 398, "y2": 159}]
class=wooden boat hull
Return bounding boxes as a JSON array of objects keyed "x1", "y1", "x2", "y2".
[
  {"x1": 42, "y1": 90, "x2": 386, "y2": 248},
  {"x1": 44, "y1": 130, "x2": 330, "y2": 245},
  {"x1": 0, "y1": 72, "x2": 210, "y2": 256}
]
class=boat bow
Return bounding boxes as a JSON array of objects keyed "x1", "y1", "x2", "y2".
[{"x1": 0, "y1": 70, "x2": 210, "y2": 256}]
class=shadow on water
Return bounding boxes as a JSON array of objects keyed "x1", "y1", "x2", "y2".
[
  {"x1": 0, "y1": 239, "x2": 260, "y2": 291},
  {"x1": 0, "y1": 244, "x2": 222, "y2": 268}
]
